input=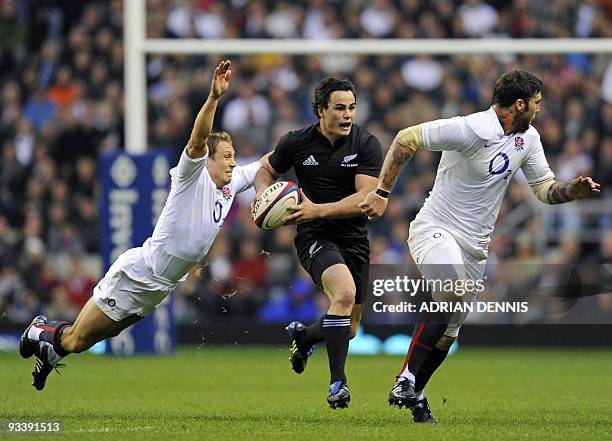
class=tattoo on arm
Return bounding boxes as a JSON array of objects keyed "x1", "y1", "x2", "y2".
[
  {"x1": 379, "y1": 139, "x2": 416, "y2": 191},
  {"x1": 547, "y1": 182, "x2": 574, "y2": 205}
]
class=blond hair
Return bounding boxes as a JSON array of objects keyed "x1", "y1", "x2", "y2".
[{"x1": 207, "y1": 131, "x2": 232, "y2": 157}]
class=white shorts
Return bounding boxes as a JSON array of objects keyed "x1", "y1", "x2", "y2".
[
  {"x1": 408, "y1": 219, "x2": 488, "y2": 337},
  {"x1": 93, "y1": 248, "x2": 177, "y2": 322}
]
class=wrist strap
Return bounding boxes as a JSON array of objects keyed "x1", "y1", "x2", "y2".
[{"x1": 375, "y1": 188, "x2": 390, "y2": 199}]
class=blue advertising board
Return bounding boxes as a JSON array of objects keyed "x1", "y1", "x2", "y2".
[{"x1": 99, "y1": 149, "x2": 175, "y2": 355}]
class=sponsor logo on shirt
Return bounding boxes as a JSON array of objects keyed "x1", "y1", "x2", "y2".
[
  {"x1": 514, "y1": 137, "x2": 525, "y2": 151},
  {"x1": 341, "y1": 154, "x2": 358, "y2": 167},
  {"x1": 303, "y1": 155, "x2": 319, "y2": 166}
]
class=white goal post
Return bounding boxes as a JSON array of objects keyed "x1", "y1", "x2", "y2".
[{"x1": 124, "y1": 0, "x2": 612, "y2": 153}]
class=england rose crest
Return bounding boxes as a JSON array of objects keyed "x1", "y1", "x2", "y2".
[
  {"x1": 515, "y1": 136, "x2": 525, "y2": 151},
  {"x1": 222, "y1": 186, "x2": 232, "y2": 201}
]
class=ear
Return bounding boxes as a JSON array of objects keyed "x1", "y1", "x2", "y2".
[
  {"x1": 515, "y1": 99, "x2": 526, "y2": 112},
  {"x1": 318, "y1": 105, "x2": 324, "y2": 119}
]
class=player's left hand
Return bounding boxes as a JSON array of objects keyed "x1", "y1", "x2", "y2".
[
  {"x1": 568, "y1": 176, "x2": 601, "y2": 199},
  {"x1": 250, "y1": 187, "x2": 266, "y2": 216},
  {"x1": 283, "y1": 190, "x2": 319, "y2": 225},
  {"x1": 358, "y1": 190, "x2": 388, "y2": 221},
  {"x1": 210, "y1": 60, "x2": 231, "y2": 99}
]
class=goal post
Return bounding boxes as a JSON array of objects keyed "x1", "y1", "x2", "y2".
[{"x1": 123, "y1": 1, "x2": 612, "y2": 154}]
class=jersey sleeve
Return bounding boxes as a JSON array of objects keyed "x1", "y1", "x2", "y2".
[
  {"x1": 268, "y1": 132, "x2": 295, "y2": 174},
  {"x1": 230, "y1": 161, "x2": 262, "y2": 194},
  {"x1": 356, "y1": 133, "x2": 383, "y2": 177},
  {"x1": 171, "y1": 146, "x2": 208, "y2": 184},
  {"x1": 420, "y1": 116, "x2": 480, "y2": 152},
  {"x1": 521, "y1": 137, "x2": 555, "y2": 185}
]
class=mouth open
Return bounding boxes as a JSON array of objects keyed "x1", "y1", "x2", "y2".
[{"x1": 339, "y1": 122, "x2": 351, "y2": 130}]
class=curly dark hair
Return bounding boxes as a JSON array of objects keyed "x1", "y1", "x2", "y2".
[
  {"x1": 311, "y1": 77, "x2": 357, "y2": 119},
  {"x1": 491, "y1": 70, "x2": 543, "y2": 107}
]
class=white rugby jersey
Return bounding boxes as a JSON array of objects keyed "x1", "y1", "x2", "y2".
[
  {"x1": 142, "y1": 147, "x2": 260, "y2": 283},
  {"x1": 415, "y1": 107, "x2": 554, "y2": 249}
]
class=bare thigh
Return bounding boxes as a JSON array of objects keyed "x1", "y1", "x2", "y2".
[
  {"x1": 61, "y1": 298, "x2": 142, "y2": 352},
  {"x1": 321, "y1": 263, "x2": 356, "y2": 315}
]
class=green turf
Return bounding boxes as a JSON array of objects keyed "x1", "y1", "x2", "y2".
[{"x1": 0, "y1": 346, "x2": 611, "y2": 440}]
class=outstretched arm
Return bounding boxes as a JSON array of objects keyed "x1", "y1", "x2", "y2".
[
  {"x1": 359, "y1": 129, "x2": 419, "y2": 220},
  {"x1": 187, "y1": 60, "x2": 232, "y2": 159}
]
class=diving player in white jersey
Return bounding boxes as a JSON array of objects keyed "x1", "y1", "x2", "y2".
[
  {"x1": 19, "y1": 60, "x2": 274, "y2": 390},
  {"x1": 359, "y1": 70, "x2": 600, "y2": 423}
]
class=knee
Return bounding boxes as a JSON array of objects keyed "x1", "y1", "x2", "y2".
[
  {"x1": 331, "y1": 286, "x2": 355, "y2": 310},
  {"x1": 435, "y1": 335, "x2": 456, "y2": 351}
]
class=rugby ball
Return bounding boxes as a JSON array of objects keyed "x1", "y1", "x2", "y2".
[{"x1": 252, "y1": 181, "x2": 301, "y2": 230}]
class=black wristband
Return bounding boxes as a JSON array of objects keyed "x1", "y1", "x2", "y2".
[{"x1": 375, "y1": 188, "x2": 390, "y2": 199}]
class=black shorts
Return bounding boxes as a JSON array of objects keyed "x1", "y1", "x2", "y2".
[{"x1": 295, "y1": 233, "x2": 370, "y2": 305}]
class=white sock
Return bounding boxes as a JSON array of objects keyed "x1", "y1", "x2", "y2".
[
  {"x1": 399, "y1": 368, "x2": 415, "y2": 384},
  {"x1": 42, "y1": 342, "x2": 63, "y2": 367},
  {"x1": 28, "y1": 324, "x2": 44, "y2": 341}
]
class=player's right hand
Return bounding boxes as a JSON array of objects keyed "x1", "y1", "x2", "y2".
[
  {"x1": 210, "y1": 60, "x2": 231, "y2": 99},
  {"x1": 358, "y1": 191, "x2": 388, "y2": 221}
]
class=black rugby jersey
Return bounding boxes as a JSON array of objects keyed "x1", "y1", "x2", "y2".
[{"x1": 269, "y1": 123, "x2": 382, "y2": 240}]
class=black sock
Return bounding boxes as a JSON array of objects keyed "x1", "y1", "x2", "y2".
[
  {"x1": 397, "y1": 311, "x2": 450, "y2": 381},
  {"x1": 34, "y1": 321, "x2": 72, "y2": 357},
  {"x1": 303, "y1": 316, "x2": 324, "y2": 347},
  {"x1": 414, "y1": 347, "x2": 449, "y2": 393},
  {"x1": 322, "y1": 314, "x2": 351, "y2": 384}
]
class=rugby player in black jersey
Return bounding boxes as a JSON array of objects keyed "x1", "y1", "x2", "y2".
[{"x1": 253, "y1": 78, "x2": 382, "y2": 408}]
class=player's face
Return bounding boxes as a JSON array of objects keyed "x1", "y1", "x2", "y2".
[
  {"x1": 320, "y1": 90, "x2": 356, "y2": 139},
  {"x1": 209, "y1": 141, "x2": 236, "y2": 185},
  {"x1": 515, "y1": 92, "x2": 542, "y2": 132}
]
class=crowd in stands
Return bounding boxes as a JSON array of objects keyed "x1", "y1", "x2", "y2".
[{"x1": 0, "y1": 1, "x2": 610, "y2": 326}]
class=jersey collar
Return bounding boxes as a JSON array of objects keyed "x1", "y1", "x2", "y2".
[
  {"x1": 488, "y1": 106, "x2": 506, "y2": 138},
  {"x1": 312, "y1": 123, "x2": 350, "y2": 149}
]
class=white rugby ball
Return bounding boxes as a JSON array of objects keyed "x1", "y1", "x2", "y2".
[{"x1": 252, "y1": 181, "x2": 301, "y2": 230}]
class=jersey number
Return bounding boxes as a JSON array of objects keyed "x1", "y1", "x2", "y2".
[{"x1": 213, "y1": 201, "x2": 223, "y2": 223}]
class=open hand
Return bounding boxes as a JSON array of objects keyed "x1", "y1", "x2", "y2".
[
  {"x1": 211, "y1": 60, "x2": 231, "y2": 98},
  {"x1": 568, "y1": 176, "x2": 601, "y2": 199}
]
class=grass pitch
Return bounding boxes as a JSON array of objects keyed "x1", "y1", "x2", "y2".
[{"x1": 1, "y1": 346, "x2": 611, "y2": 440}]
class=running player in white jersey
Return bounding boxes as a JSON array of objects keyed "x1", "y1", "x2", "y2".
[
  {"x1": 359, "y1": 70, "x2": 600, "y2": 423},
  {"x1": 19, "y1": 60, "x2": 274, "y2": 390}
]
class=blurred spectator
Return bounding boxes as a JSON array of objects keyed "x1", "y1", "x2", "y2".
[
  {"x1": 360, "y1": 0, "x2": 396, "y2": 38},
  {"x1": 23, "y1": 89, "x2": 56, "y2": 131},
  {"x1": 232, "y1": 238, "x2": 268, "y2": 294},
  {"x1": 63, "y1": 256, "x2": 96, "y2": 309},
  {"x1": 0, "y1": 0, "x2": 610, "y2": 326},
  {"x1": 194, "y1": 3, "x2": 226, "y2": 39},
  {"x1": 258, "y1": 272, "x2": 319, "y2": 323},
  {"x1": 221, "y1": 82, "x2": 271, "y2": 147},
  {"x1": 459, "y1": 0, "x2": 499, "y2": 37},
  {"x1": 400, "y1": 56, "x2": 444, "y2": 92}
]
